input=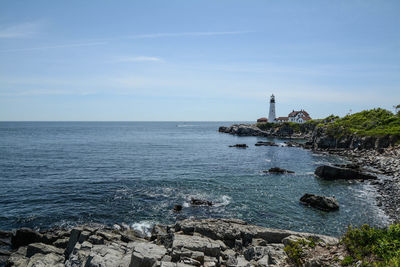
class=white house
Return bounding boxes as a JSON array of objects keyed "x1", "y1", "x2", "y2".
[{"x1": 288, "y1": 110, "x2": 311, "y2": 123}]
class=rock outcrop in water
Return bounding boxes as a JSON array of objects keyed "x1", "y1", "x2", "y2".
[
  {"x1": 229, "y1": 144, "x2": 248, "y2": 148},
  {"x1": 315, "y1": 165, "x2": 377, "y2": 181},
  {"x1": 265, "y1": 167, "x2": 295, "y2": 174},
  {"x1": 3, "y1": 218, "x2": 342, "y2": 267},
  {"x1": 300, "y1": 194, "x2": 339, "y2": 211}
]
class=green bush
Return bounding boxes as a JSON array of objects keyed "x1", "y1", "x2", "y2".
[
  {"x1": 342, "y1": 224, "x2": 400, "y2": 266},
  {"x1": 341, "y1": 256, "x2": 355, "y2": 266},
  {"x1": 319, "y1": 108, "x2": 400, "y2": 138},
  {"x1": 284, "y1": 238, "x2": 317, "y2": 266}
]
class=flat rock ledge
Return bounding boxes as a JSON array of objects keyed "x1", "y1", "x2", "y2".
[{"x1": 2, "y1": 218, "x2": 341, "y2": 267}]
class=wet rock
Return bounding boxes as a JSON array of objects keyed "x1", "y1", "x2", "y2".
[
  {"x1": 190, "y1": 198, "x2": 213, "y2": 206},
  {"x1": 229, "y1": 144, "x2": 248, "y2": 148},
  {"x1": 265, "y1": 167, "x2": 295, "y2": 174},
  {"x1": 255, "y1": 141, "x2": 279, "y2": 146},
  {"x1": 315, "y1": 165, "x2": 377, "y2": 180},
  {"x1": 300, "y1": 193, "x2": 339, "y2": 211},
  {"x1": 173, "y1": 204, "x2": 183, "y2": 212}
]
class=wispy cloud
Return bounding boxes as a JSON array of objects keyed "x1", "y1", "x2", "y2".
[
  {"x1": 0, "y1": 21, "x2": 43, "y2": 38},
  {"x1": 126, "y1": 31, "x2": 252, "y2": 39},
  {"x1": 0, "y1": 41, "x2": 107, "y2": 53},
  {"x1": 115, "y1": 56, "x2": 163, "y2": 62}
]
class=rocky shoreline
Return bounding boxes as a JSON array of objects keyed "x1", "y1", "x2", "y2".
[
  {"x1": 219, "y1": 123, "x2": 400, "y2": 222},
  {"x1": 314, "y1": 146, "x2": 400, "y2": 222},
  {"x1": 0, "y1": 218, "x2": 349, "y2": 267}
]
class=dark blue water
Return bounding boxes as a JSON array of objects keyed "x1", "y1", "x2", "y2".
[{"x1": 0, "y1": 122, "x2": 387, "y2": 236}]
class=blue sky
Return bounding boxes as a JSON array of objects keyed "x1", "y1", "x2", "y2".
[{"x1": 1, "y1": 0, "x2": 399, "y2": 121}]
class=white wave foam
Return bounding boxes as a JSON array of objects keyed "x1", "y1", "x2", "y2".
[
  {"x1": 265, "y1": 159, "x2": 271, "y2": 162},
  {"x1": 214, "y1": 195, "x2": 232, "y2": 207},
  {"x1": 131, "y1": 221, "x2": 153, "y2": 237}
]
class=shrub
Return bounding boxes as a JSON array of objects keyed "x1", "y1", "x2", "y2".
[{"x1": 342, "y1": 224, "x2": 400, "y2": 265}]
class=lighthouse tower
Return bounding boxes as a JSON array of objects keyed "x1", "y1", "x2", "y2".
[{"x1": 268, "y1": 94, "x2": 276, "y2": 123}]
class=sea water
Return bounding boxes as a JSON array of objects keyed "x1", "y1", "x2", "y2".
[{"x1": 0, "y1": 122, "x2": 388, "y2": 236}]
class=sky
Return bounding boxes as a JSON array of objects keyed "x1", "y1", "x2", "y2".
[{"x1": 0, "y1": 0, "x2": 399, "y2": 121}]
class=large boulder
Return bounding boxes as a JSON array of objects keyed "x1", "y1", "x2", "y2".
[
  {"x1": 300, "y1": 193, "x2": 339, "y2": 211},
  {"x1": 315, "y1": 165, "x2": 377, "y2": 180},
  {"x1": 130, "y1": 242, "x2": 167, "y2": 267}
]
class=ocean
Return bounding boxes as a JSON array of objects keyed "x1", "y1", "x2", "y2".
[{"x1": 0, "y1": 122, "x2": 388, "y2": 236}]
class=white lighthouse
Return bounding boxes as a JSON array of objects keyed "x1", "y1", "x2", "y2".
[{"x1": 268, "y1": 94, "x2": 276, "y2": 123}]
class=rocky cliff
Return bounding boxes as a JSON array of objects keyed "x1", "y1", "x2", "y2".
[
  {"x1": 310, "y1": 126, "x2": 399, "y2": 150},
  {"x1": 3, "y1": 218, "x2": 342, "y2": 267},
  {"x1": 219, "y1": 123, "x2": 398, "y2": 150}
]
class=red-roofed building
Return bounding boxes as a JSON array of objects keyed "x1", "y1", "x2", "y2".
[
  {"x1": 288, "y1": 110, "x2": 312, "y2": 123},
  {"x1": 276, "y1": 116, "x2": 289, "y2": 122},
  {"x1": 257, "y1": 117, "x2": 268, "y2": 123}
]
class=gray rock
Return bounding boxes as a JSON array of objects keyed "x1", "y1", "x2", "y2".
[
  {"x1": 315, "y1": 165, "x2": 377, "y2": 180},
  {"x1": 26, "y1": 243, "x2": 64, "y2": 258},
  {"x1": 243, "y1": 246, "x2": 269, "y2": 261},
  {"x1": 78, "y1": 230, "x2": 91, "y2": 243},
  {"x1": 172, "y1": 234, "x2": 224, "y2": 257},
  {"x1": 300, "y1": 193, "x2": 339, "y2": 211},
  {"x1": 86, "y1": 243, "x2": 131, "y2": 267},
  {"x1": 176, "y1": 218, "x2": 337, "y2": 246},
  {"x1": 53, "y1": 237, "x2": 69, "y2": 249},
  {"x1": 88, "y1": 234, "x2": 104, "y2": 245},
  {"x1": 27, "y1": 252, "x2": 64, "y2": 267},
  {"x1": 65, "y1": 227, "x2": 82, "y2": 258},
  {"x1": 130, "y1": 241, "x2": 167, "y2": 267}
]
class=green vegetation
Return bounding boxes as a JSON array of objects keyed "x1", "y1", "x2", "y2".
[
  {"x1": 319, "y1": 108, "x2": 400, "y2": 138},
  {"x1": 342, "y1": 224, "x2": 400, "y2": 266},
  {"x1": 284, "y1": 238, "x2": 317, "y2": 266},
  {"x1": 341, "y1": 256, "x2": 355, "y2": 266}
]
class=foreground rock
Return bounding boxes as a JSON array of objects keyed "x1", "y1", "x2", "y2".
[
  {"x1": 3, "y1": 218, "x2": 342, "y2": 267},
  {"x1": 315, "y1": 165, "x2": 377, "y2": 180},
  {"x1": 265, "y1": 167, "x2": 295, "y2": 174},
  {"x1": 300, "y1": 193, "x2": 339, "y2": 211}
]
